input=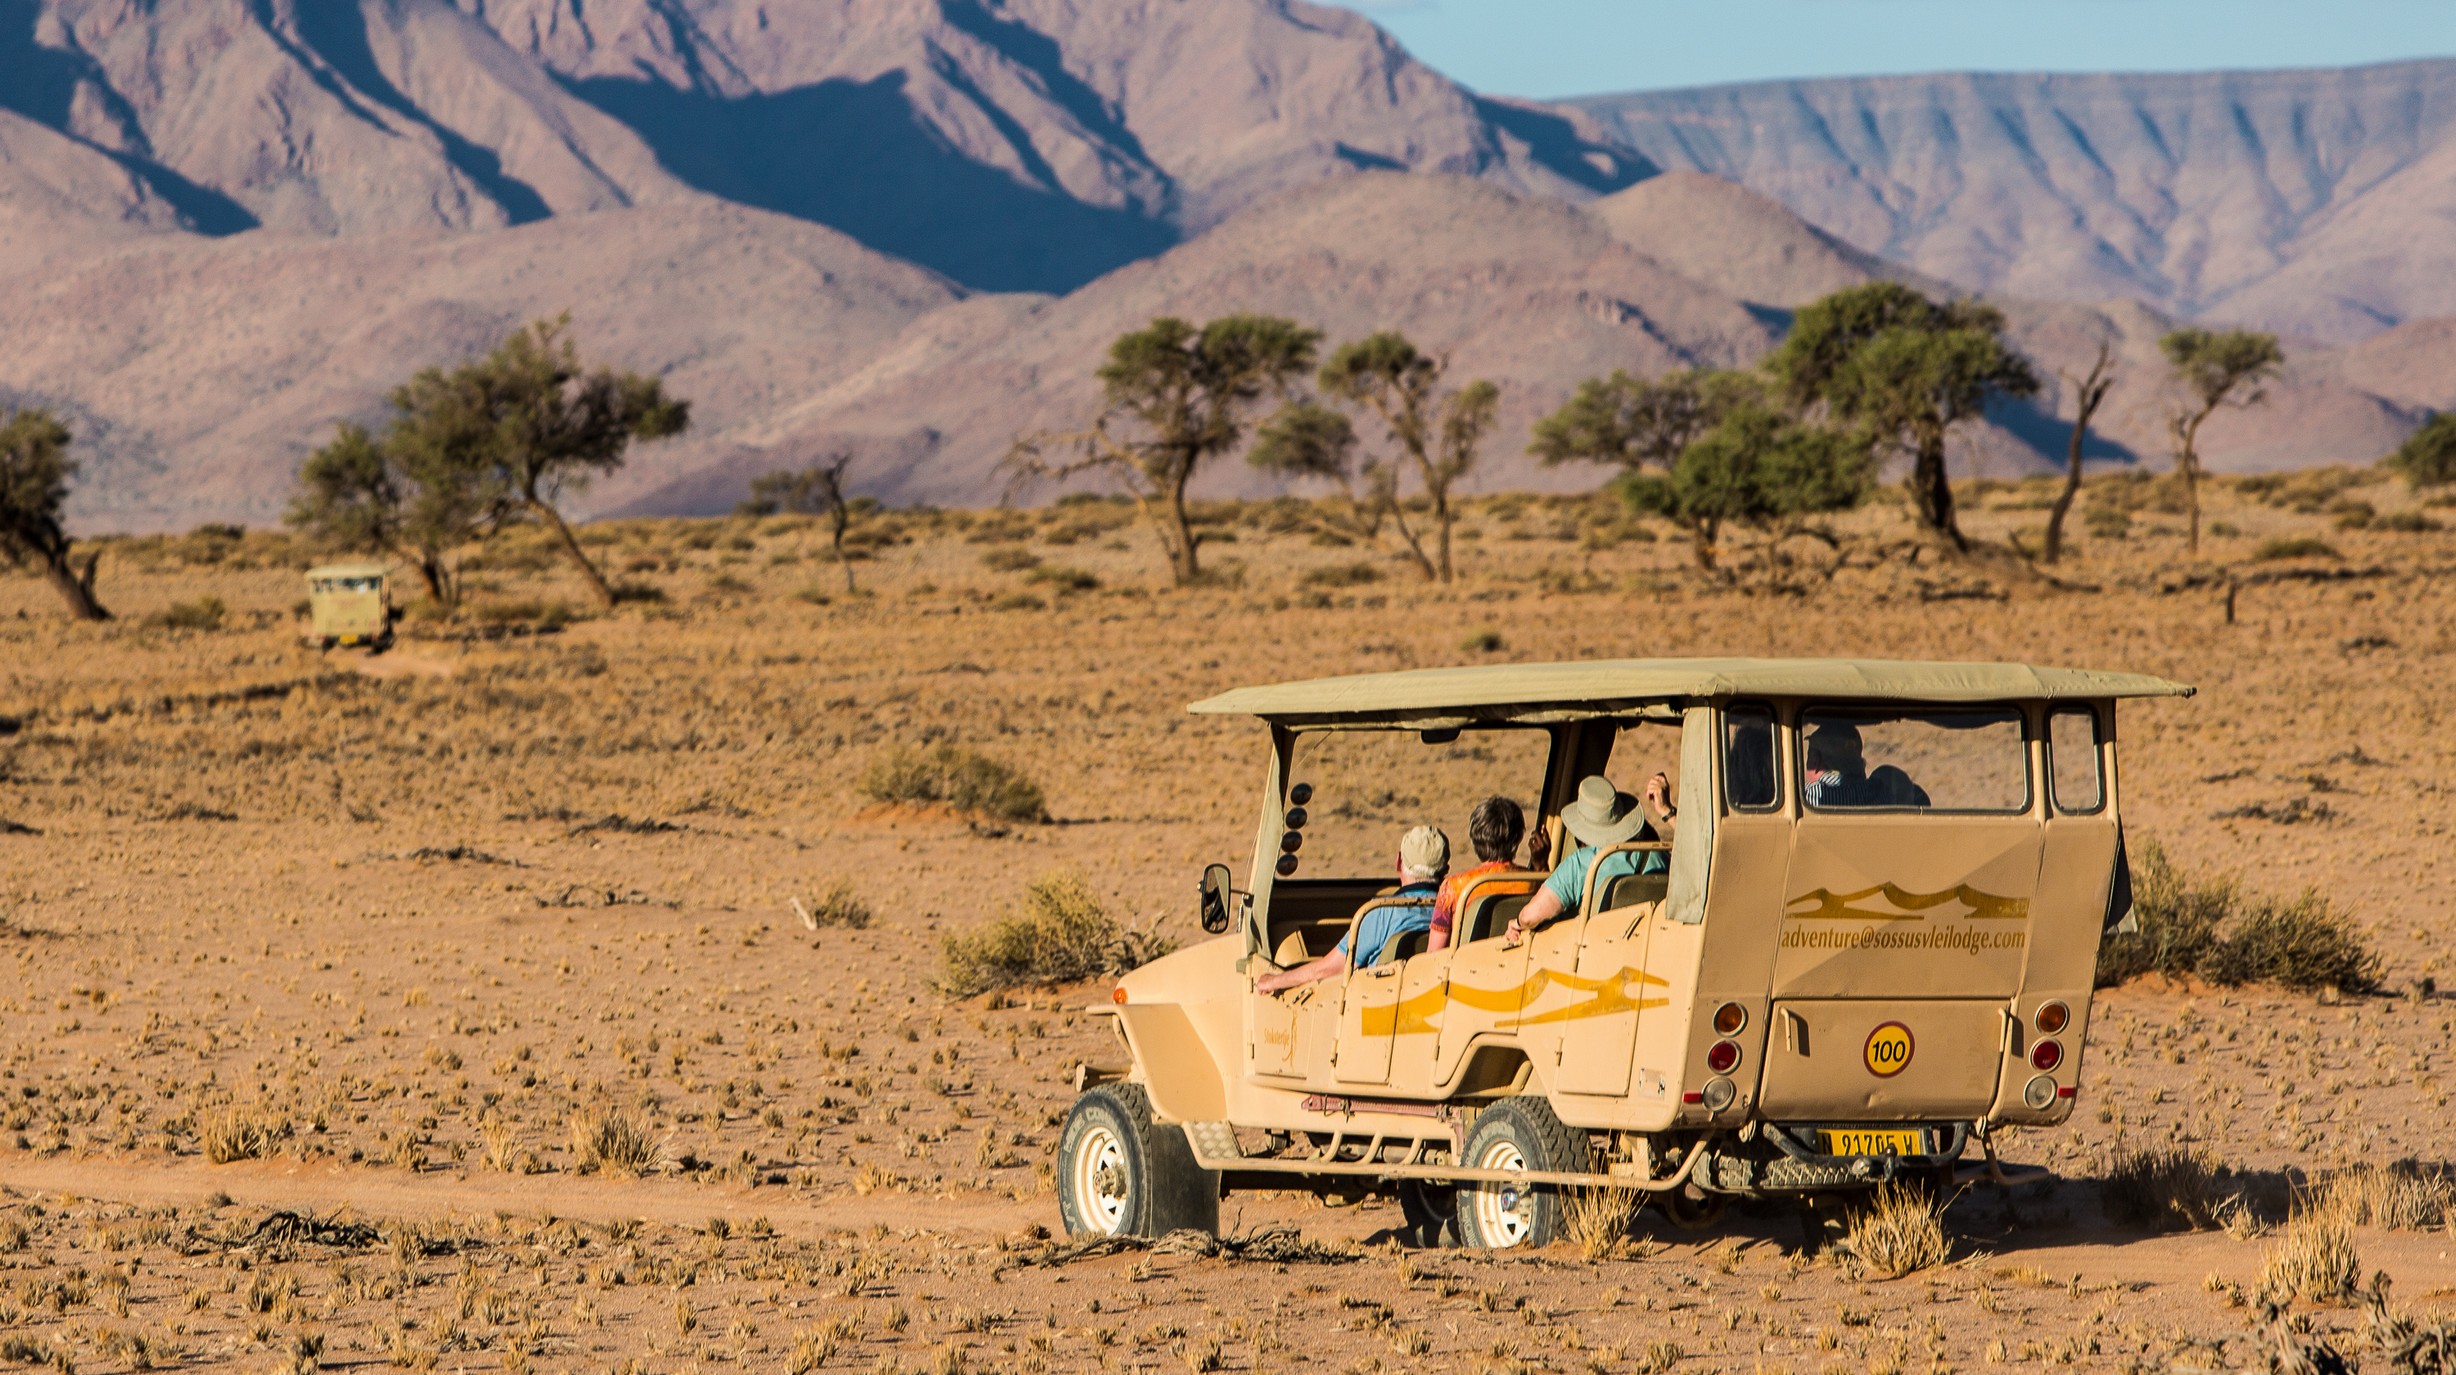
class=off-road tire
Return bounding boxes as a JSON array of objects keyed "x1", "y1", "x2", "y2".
[
  {"x1": 1454, "y1": 1096, "x2": 1596, "y2": 1250},
  {"x1": 1056, "y1": 1084, "x2": 1219, "y2": 1240},
  {"x1": 1657, "y1": 1185, "x2": 1729, "y2": 1231},
  {"x1": 1396, "y1": 1179, "x2": 1459, "y2": 1249}
]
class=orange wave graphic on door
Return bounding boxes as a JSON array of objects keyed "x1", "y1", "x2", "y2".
[
  {"x1": 1785, "y1": 884, "x2": 2030, "y2": 923},
  {"x1": 1360, "y1": 966, "x2": 1671, "y2": 1037}
]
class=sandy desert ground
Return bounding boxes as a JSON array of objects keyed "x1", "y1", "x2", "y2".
[{"x1": 0, "y1": 469, "x2": 2452, "y2": 1374}]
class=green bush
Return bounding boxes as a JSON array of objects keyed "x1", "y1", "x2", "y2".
[
  {"x1": 2375, "y1": 510, "x2": 2443, "y2": 533},
  {"x1": 859, "y1": 744, "x2": 1047, "y2": 823},
  {"x1": 1301, "y1": 560, "x2": 1382, "y2": 588},
  {"x1": 937, "y1": 871, "x2": 1172, "y2": 998},
  {"x1": 2251, "y1": 536, "x2": 2339, "y2": 562},
  {"x1": 2098, "y1": 841, "x2": 2379, "y2": 993},
  {"x1": 2387, "y1": 412, "x2": 2456, "y2": 490}
]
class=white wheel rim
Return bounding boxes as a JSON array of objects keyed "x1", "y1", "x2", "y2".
[
  {"x1": 1468, "y1": 1139, "x2": 1532, "y2": 1247},
  {"x1": 1072, "y1": 1124, "x2": 1130, "y2": 1234}
]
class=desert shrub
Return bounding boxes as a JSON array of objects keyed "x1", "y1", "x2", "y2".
[
  {"x1": 569, "y1": 1107, "x2": 663, "y2": 1177},
  {"x1": 2238, "y1": 466, "x2": 2373, "y2": 513},
  {"x1": 936, "y1": 870, "x2": 1172, "y2": 998},
  {"x1": 1301, "y1": 560, "x2": 1381, "y2": 588},
  {"x1": 2099, "y1": 1141, "x2": 2231, "y2": 1231},
  {"x1": 2082, "y1": 506, "x2": 2131, "y2": 540},
  {"x1": 1461, "y1": 629, "x2": 1505, "y2": 654},
  {"x1": 2375, "y1": 509, "x2": 2443, "y2": 533},
  {"x1": 1027, "y1": 565, "x2": 1099, "y2": 593},
  {"x1": 979, "y1": 548, "x2": 1040, "y2": 573},
  {"x1": 148, "y1": 597, "x2": 226, "y2": 631},
  {"x1": 2096, "y1": 840, "x2": 2227, "y2": 985},
  {"x1": 200, "y1": 1106, "x2": 288, "y2": 1163},
  {"x1": 609, "y1": 581, "x2": 667, "y2": 604},
  {"x1": 1837, "y1": 1184, "x2": 1949, "y2": 1278},
  {"x1": 859, "y1": 744, "x2": 1047, "y2": 823},
  {"x1": 2201, "y1": 891, "x2": 2381, "y2": 993},
  {"x1": 2330, "y1": 499, "x2": 2376, "y2": 529},
  {"x1": 2252, "y1": 536, "x2": 2339, "y2": 561},
  {"x1": 987, "y1": 591, "x2": 1046, "y2": 612},
  {"x1": 2097, "y1": 842, "x2": 2378, "y2": 993},
  {"x1": 795, "y1": 881, "x2": 871, "y2": 931},
  {"x1": 471, "y1": 599, "x2": 571, "y2": 629},
  {"x1": 2259, "y1": 1208, "x2": 2362, "y2": 1305},
  {"x1": 1562, "y1": 1186, "x2": 1642, "y2": 1261}
]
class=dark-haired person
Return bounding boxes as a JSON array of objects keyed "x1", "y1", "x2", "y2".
[
  {"x1": 1427, "y1": 796, "x2": 1533, "y2": 953},
  {"x1": 1803, "y1": 722, "x2": 1929, "y2": 808}
]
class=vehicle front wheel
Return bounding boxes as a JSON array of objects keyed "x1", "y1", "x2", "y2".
[
  {"x1": 1056, "y1": 1083, "x2": 1219, "y2": 1240},
  {"x1": 1455, "y1": 1096, "x2": 1595, "y2": 1250},
  {"x1": 1396, "y1": 1178, "x2": 1458, "y2": 1249}
]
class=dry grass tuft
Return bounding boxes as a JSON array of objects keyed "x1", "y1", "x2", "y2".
[
  {"x1": 936, "y1": 870, "x2": 1172, "y2": 998},
  {"x1": 2098, "y1": 841, "x2": 2379, "y2": 993},
  {"x1": 860, "y1": 744, "x2": 1047, "y2": 823},
  {"x1": 795, "y1": 881, "x2": 872, "y2": 931},
  {"x1": 2310, "y1": 1161, "x2": 2456, "y2": 1232},
  {"x1": 2259, "y1": 1207, "x2": 2362, "y2": 1305},
  {"x1": 568, "y1": 1107, "x2": 663, "y2": 1178},
  {"x1": 200, "y1": 1106, "x2": 289, "y2": 1163},
  {"x1": 1837, "y1": 1185, "x2": 1950, "y2": 1279},
  {"x1": 1562, "y1": 1186, "x2": 1642, "y2": 1261},
  {"x1": 2098, "y1": 1141, "x2": 2233, "y2": 1232}
]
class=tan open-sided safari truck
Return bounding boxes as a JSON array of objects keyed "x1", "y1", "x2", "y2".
[
  {"x1": 1061, "y1": 658, "x2": 2191, "y2": 1249},
  {"x1": 304, "y1": 563, "x2": 395, "y2": 650}
]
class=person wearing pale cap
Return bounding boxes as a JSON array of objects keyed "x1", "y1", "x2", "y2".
[
  {"x1": 1257, "y1": 825, "x2": 1449, "y2": 994},
  {"x1": 1503, "y1": 774, "x2": 1672, "y2": 946}
]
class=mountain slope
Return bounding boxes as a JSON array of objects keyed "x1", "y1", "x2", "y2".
[
  {"x1": 0, "y1": 201, "x2": 959, "y2": 530},
  {"x1": 462, "y1": 0, "x2": 1645, "y2": 292},
  {"x1": 1567, "y1": 59, "x2": 2456, "y2": 342}
]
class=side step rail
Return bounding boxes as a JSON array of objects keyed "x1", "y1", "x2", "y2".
[{"x1": 1181, "y1": 1122, "x2": 1707, "y2": 1192}]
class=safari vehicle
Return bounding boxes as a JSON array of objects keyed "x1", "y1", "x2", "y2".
[
  {"x1": 304, "y1": 563, "x2": 395, "y2": 650},
  {"x1": 1060, "y1": 658, "x2": 2190, "y2": 1249}
]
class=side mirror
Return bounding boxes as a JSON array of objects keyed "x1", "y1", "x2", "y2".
[{"x1": 1198, "y1": 864, "x2": 1235, "y2": 935}]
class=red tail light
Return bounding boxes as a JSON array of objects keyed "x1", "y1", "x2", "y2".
[
  {"x1": 2030, "y1": 1039, "x2": 2063, "y2": 1072},
  {"x1": 1706, "y1": 1040, "x2": 1741, "y2": 1074}
]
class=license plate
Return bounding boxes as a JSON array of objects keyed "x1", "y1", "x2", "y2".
[{"x1": 1822, "y1": 1129, "x2": 1925, "y2": 1157}]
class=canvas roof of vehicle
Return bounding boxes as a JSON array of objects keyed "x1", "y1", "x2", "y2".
[
  {"x1": 307, "y1": 563, "x2": 392, "y2": 581},
  {"x1": 1188, "y1": 657, "x2": 2193, "y2": 726}
]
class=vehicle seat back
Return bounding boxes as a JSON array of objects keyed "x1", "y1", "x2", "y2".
[
  {"x1": 1580, "y1": 842, "x2": 1674, "y2": 915},
  {"x1": 1458, "y1": 872, "x2": 1543, "y2": 943}
]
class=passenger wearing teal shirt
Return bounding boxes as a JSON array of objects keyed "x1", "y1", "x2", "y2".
[{"x1": 1505, "y1": 773, "x2": 1675, "y2": 946}]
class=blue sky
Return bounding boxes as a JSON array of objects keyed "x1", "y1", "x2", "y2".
[{"x1": 1328, "y1": 1, "x2": 2456, "y2": 99}]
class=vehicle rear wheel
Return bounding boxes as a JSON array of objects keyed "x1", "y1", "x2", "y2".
[
  {"x1": 1396, "y1": 1179, "x2": 1458, "y2": 1249},
  {"x1": 1657, "y1": 1185, "x2": 1729, "y2": 1231},
  {"x1": 1454, "y1": 1096, "x2": 1595, "y2": 1250},
  {"x1": 1056, "y1": 1084, "x2": 1219, "y2": 1240}
]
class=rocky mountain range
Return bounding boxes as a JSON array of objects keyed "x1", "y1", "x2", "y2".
[{"x1": 1, "y1": 0, "x2": 2451, "y2": 529}]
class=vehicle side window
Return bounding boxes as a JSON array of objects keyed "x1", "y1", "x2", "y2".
[
  {"x1": 1723, "y1": 705, "x2": 1778, "y2": 811},
  {"x1": 2048, "y1": 707, "x2": 2103, "y2": 813},
  {"x1": 1799, "y1": 707, "x2": 2027, "y2": 813}
]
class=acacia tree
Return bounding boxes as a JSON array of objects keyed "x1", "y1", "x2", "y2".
[
  {"x1": 287, "y1": 420, "x2": 504, "y2": 607},
  {"x1": 1529, "y1": 368, "x2": 1742, "y2": 479},
  {"x1": 2389, "y1": 412, "x2": 2456, "y2": 490},
  {"x1": 2161, "y1": 327, "x2": 2282, "y2": 555},
  {"x1": 1768, "y1": 283, "x2": 2039, "y2": 551},
  {"x1": 2043, "y1": 341, "x2": 2118, "y2": 565},
  {"x1": 746, "y1": 453, "x2": 861, "y2": 592},
  {"x1": 389, "y1": 315, "x2": 689, "y2": 608},
  {"x1": 1304, "y1": 332, "x2": 1498, "y2": 583},
  {"x1": 1248, "y1": 400, "x2": 1392, "y2": 543},
  {"x1": 0, "y1": 408, "x2": 108, "y2": 621},
  {"x1": 1618, "y1": 392, "x2": 1874, "y2": 571},
  {"x1": 1006, "y1": 315, "x2": 1319, "y2": 585}
]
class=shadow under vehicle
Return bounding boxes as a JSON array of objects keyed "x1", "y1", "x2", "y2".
[
  {"x1": 1060, "y1": 657, "x2": 2191, "y2": 1248},
  {"x1": 304, "y1": 563, "x2": 396, "y2": 651}
]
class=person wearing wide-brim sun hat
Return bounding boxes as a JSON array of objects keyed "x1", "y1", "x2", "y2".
[{"x1": 1503, "y1": 774, "x2": 1673, "y2": 946}]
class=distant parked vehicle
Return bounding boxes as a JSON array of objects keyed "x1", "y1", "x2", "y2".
[
  {"x1": 1061, "y1": 657, "x2": 2192, "y2": 1249},
  {"x1": 304, "y1": 563, "x2": 395, "y2": 651}
]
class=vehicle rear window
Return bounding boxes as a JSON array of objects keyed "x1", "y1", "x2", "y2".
[
  {"x1": 2048, "y1": 707, "x2": 2103, "y2": 813},
  {"x1": 1799, "y1": 707, "x2": 2028, "y2": 813},
  {"x1": 1723, "y1": 705, "x2": 1778, "y2": 810}
]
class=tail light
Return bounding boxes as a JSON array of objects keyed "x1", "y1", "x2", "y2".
[
  {"x1": 2030, "y1": 1039, "x2": 2063, "y2": 1072},
  {"x1": 1705, "y1": 1040, "x2": 1741, "y2": 1074},
  {"x1": 2034, "y1": 1001, "x2": 2070, "y2": 1036},
  {"x1": 1712, "y1": 1001, "x2": 1748, "y2": 1036}
]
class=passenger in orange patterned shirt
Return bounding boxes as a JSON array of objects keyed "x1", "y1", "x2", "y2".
[{"x1": 1427, "y1": 796, "x2": 1530, "y2": 953}]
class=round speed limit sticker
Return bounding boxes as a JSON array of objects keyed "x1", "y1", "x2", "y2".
[{"x1": 1863, "y1": 1021, "x2": 1915, "y2": 1078}]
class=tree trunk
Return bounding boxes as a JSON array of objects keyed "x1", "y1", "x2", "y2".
[
  {"x1": 1164, "y1": 469, "x2": 1200, "y2": 585},
  {"x1": 413, "y1": 551, "x2": 451, "y2": 607},
  {"x1": 1431, "y1": 486, "x2": 1454, "y2": 584},
  {"x1": 2045, "y1": 345, "x2": 2114, "y2": 566},
  {"x1": 533, "y1": 499, "x2": 616, "y2": 608},
  {"x1": 1909, "y1": 436, "x2": 1967, "y2": 551},
  {"x1": 39, "y1": 547, "x2": 109, "y2": 621},
  {"x1": 1689, "y1": 519, "x2": 1719, "y2": 572},
  {"x1": 2176, "y1": 409, "x2": 2211, "y2": 558},
  {"x1": 1389, "y1": 502, "x2": 1436, "y2": 581},
  {"x1": 832, "y1": 514, "x2": 856, "y2": 594}
]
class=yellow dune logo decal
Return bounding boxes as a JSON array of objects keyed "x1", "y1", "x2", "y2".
[
  {"x1": 1785, "y1": 883, "x2": 2029, "y2": 924},
  {"x1": 1360, "y1": 966, "x2": 1670, "y2": 1038}
]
